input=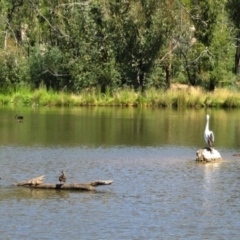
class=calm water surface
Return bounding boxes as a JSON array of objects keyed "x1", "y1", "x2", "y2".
[{"x1": 0, "y1": 106, "x2": 240, "y2": 239}]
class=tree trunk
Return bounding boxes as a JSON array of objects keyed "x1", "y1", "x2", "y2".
[
  {"x1": 165, "y1": 41, "x2": 173, "y2": 89},
  {"x1": 165, "y1": 63, "x2": 171, "y2": 89},
  {"x1": 137, "y1": 71, "x2": 145, "y2": 92},
  {"x1": 235, "y1": 35, "x2": 240, "y2": 75},
  {"x1": 181, "y1": 51, "x2": 196, "y2": 86},
  {"x1": 4, "y1": 30, "x2": 8, "y2": 49},
  {"x1": 185, "y1": 67, "x2": 196, "y2": 86},
  {"x1": 209, "y1": 78, "x2": 215, "y2": 91},
  {"x1": 137, "y1": 58, "x2": 145, "y2": 93}
]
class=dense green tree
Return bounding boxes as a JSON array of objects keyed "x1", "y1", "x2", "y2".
[
  {"x1": 226, "y1": 0, "x2": 240, "y2": 75},
  {"x1": 0, "y1": 0, "x2": 238, "y2": 93},
  {"x1": 56, "y1": 1, "x2": 121, "y2": 93},
  {"x1": 107, "y1": 0, "x2": 177, "y2": 91},
  {"x1": 174, "y1": 0, "x2": 234, "y2": 90}
]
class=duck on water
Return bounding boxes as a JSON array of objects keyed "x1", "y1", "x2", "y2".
[{"x1": 15, "y1": 115, "x2": 23, "y2": 122}]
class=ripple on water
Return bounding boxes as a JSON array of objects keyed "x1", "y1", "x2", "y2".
[{"x1": 1, "y1": 146, "x2": 240, "y2": 239}]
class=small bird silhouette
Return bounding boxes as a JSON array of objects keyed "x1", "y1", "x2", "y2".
[
  {"x1": 15, "y1": 115, "x2": 24, "y2": 122},
  {"x1": 59, "y1": 171, "x2": 67, "y2": 184}
]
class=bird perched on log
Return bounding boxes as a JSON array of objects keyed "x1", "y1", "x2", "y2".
[
  {"x1": 204, "y1": 114, "x2": 214, "y2": 150},
  {"x1": 59, "y1": 171, "x2": 67, "y2": 184},
  {"x1": 15, "y1": 114, "x2": 24, "y2": 122}
]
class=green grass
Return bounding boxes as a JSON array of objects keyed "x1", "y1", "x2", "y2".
[{"x1": 1, "y1": 85, "x2": 240, "y2": 108}]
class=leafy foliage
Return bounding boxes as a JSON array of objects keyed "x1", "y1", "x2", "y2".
[{"x1": 0, "y1": 0, "x2": 238, "y2": 93}]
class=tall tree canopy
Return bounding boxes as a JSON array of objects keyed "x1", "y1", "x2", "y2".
[
  {"x1": 0, "y1": 0, "x2": 237, "y2": 93},
  {"x1": 226, "y1": 0, "x2": 240, "y2": 75}
]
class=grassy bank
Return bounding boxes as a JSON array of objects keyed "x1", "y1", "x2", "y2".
[{"x1": 1, "y1": 85, "x2": 240, "y2": 108}]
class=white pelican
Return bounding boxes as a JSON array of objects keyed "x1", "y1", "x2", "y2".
[
  {"x1": 59, "y1": 170, "x2": 67, "y2": 184},
  {"x1": 204, "y1": 114, "x2": 214, "y2": 148}
]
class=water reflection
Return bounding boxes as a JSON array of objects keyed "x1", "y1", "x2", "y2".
[
  {"x1": 0, "y1": 187, "x2": 70, "y2": 201},
  {"x1": 1, "y1": 106, "x2": 240, "y2": 148},
  {"x1": 202, "y1": 162, "x2": 222, "y2": 211}
]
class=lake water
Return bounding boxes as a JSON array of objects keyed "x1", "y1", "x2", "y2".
[{"x1": 0, "y1": 106, "x2": 240, "y2": 239}]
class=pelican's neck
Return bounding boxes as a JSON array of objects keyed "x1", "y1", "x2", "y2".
[{"x1": 205, "y1": 116, "x2": 209, "y2": 131}]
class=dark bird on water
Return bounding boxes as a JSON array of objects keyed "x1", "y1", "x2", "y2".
[
  {"x1": 59, "y1": 171, "x2": 67, "y2": 184},
  {"x1": 15, "y1": 114, "x2": 24, "y2": 122}
]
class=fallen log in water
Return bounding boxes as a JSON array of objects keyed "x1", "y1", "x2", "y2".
[
  {"x1": 15, "y1": 176, "x2": 113, "y2": 191},
  {"x1": 16, "y1": 175, "x2": 45, "y2": 186},
  {"x1": 196, "y1": 147, "x2": 222, "y2": 162}
]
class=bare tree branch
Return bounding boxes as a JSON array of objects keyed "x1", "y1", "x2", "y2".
[
  {"x1": 157, "y1": 43, "x2": 179, "y2": 63},
  {"x1": 40, "y1": 69, "x2": 69, "y2": 77},
  {"x1": 29, "y1": 0, "x2": 70, "y2": 39}
]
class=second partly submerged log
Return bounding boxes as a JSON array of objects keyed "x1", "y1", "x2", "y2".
[
  {"x1": 16, "y1": 176, "x2": 113, "y2": 191},
  {"x1": 196, "y1": 147, "x2": 222, "y2": 162}
]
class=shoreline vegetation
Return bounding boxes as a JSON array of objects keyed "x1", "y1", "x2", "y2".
[{"x1": 1, "y1": 84, "x2": 240, "y2": 108}]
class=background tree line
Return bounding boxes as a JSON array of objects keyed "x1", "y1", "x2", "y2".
[{"x1": 0, "y1": 0, "x2": 239, "y2": 94}]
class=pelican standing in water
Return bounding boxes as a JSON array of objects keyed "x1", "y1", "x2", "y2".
[
  {"x1": 204, "y1": 114, "x2": 214, "y2": 150},
  {"x1": 59, "y1": 171, "x2": 67, "y2": 184}
]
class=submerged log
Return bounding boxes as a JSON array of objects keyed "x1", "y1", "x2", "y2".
[
  {"x1": 16, "y1": 175, "x2": 45, "y2": 186},
  {"x1": 196, "y1": 147, "x2": 222, "y2": 162},
  {"x1": 16, "y1": 176, "x2": 113, "y2": 191},
  {"x1": 233, "y1": 153, "x2": 240, "y2": 156}
]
